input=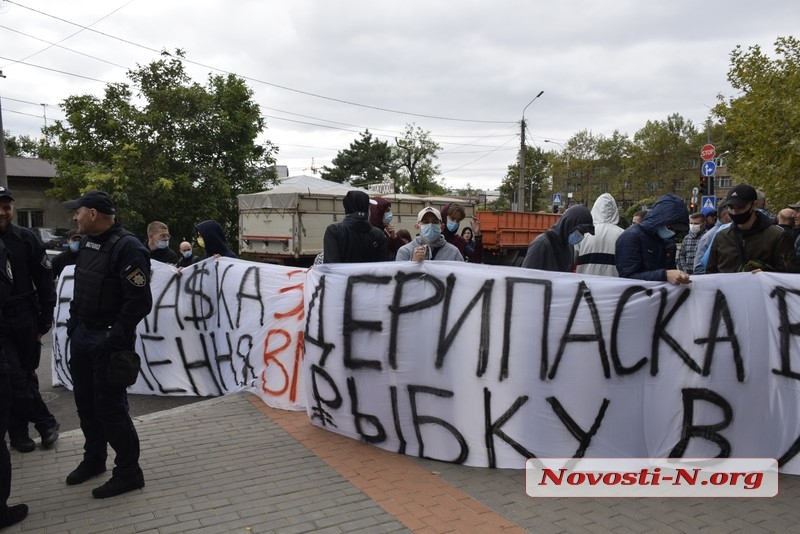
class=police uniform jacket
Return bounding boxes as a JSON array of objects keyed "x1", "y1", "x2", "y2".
[
  {"x1": 0, "y1": 223, "x2": 56, "y2": 332},
  {"x1": 69, "y1": 222, "x2": 152, "y2": 344}
]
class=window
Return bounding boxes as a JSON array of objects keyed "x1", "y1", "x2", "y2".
[
  {"x1": 16, "y1": 210, "x2": 44, "y2": 228},
  {"x1": 716, "y1": 176, "x2": 732, "y2": 188}
]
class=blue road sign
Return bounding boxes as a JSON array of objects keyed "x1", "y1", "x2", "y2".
[
  {"x1": 701, "y1": 196, "x2": 716, "y2": 210},
  {"x1": 701, "y1": 161, "x2": 717, "y2": 177},
  {"x1": 553, "y1": 193, "x2": 563, "y2": 205}
]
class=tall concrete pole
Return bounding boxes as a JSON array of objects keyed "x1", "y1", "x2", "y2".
[{"x1": 517, "y1": 91, "x2": 543, "y2": 212}]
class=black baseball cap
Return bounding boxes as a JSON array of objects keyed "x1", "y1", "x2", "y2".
[
  {"x1": 63, "y1": 190, "x2": 116, "y2": 214},
  {"x1": 0, "y1": 186, "x2": 14, "y2": 201},
  {"x1": 725, "y1": 184, "x2": 757, "y2": 208}
]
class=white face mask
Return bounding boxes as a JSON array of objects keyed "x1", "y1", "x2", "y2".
[{"x1": 689, "y1": 223, "x2": 703, "y2": 235}]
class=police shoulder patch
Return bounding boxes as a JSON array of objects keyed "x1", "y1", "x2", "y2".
[
  {"x1": 125, "y1": 267, "x2": 147, "y2": 287},
  {"x1": 41, "y1": 255, "x2": 53, "y2": 270}
]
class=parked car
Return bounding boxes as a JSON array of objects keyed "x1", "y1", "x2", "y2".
[{"x1": 31, "y1": 227, "x2": 72, "y2": 249}]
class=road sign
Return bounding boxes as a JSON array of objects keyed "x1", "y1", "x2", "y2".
[
  {"x1": 701, "y1": 144, "x2": 716, "y2": 161},
  {"x1": 701, "y1": 160, "x2": 716, "y2": 177},
  {"x1": 691, "y1": 195, "x2": 698, "y2": 204},
  {"x1": 692, "y1": 187, "x2": 699, "y2": 196},
  {"x1": 702, "y1": 196, "x2": 716, "y2": 210},
  {"x1": 553, "y1": 193, "x2": 562, "y2": 205}
]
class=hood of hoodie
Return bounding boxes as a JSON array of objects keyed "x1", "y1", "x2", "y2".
[
  {"x1": 638, "y1": 194, "x2": 689, "y2": 236},
  {"x1": 369, "y1": 197, "x2": 391, "y2": 228},
  {"x1": 591, "y1": 193, "x2": 619, "y2": 225},
  {"x1": 196, "y1": 220, "x2": 235, "y2": 257},
  {"x1": 550, "y1": 204, "x2": 594, "y2": 243}
]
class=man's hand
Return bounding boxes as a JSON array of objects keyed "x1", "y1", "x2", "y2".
[
  {"x1": 666, "y1": 269, "x2": 691, "y2": 285},
  {"x1": 412, "y1": 246, "x2": 426, "y2": 263},
  {"x1": 472, "y1": 218, "x2": 481, "y2": 236}
]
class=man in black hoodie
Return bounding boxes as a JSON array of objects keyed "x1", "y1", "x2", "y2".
[
  {"x1": 323, "y1": 191, "x2": 387, "y2": 263},
  {"x1": 195, "y1": 220, "x2": 236, "y2": 259}
]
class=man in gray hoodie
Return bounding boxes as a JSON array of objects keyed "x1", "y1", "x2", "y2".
[{"x1": 396, "y1": 207, "x2": 463, "y2": 262}]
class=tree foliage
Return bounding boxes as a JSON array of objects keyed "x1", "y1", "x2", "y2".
[
  {"x1": 320, "y1": 130, "x2": 394, "y2": 188},
  {"x1": 392, "y1": 124, "x2": 444, "y2": 194},
  {"x1": 3, "y1": 132, "x2": 42, "y2": 157},
  {"x1": 40, "y1": 50, "x2": 278, "y2": 248},
  {"x1": 712, "y1": 36, "x2": 800, "y2": 207}
]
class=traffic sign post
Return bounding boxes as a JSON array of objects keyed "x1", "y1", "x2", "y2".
[
  {"x1": 701, "y1": 161, "x2": 716, "y2": 177},
  {"x1": 701, "y1": 144, "x2": 716, "y2": 161},
  {"x1": 701, "y1": 196, "x2": 716, "y2": 211},
  {"x1": 553, "y1": 193, "x2": 562, "y2": 206}
]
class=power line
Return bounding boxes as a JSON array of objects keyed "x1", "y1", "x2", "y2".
[{"x1": 6, "y1": 0, "x2": 514, "y2": 125}]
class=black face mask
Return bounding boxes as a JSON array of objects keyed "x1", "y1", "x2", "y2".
[{"x1": 729, "y1": 209, "x2": 753, "y2": 226}]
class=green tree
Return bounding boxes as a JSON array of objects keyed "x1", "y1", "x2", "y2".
[
  {"x1": 320, "y1": 130, "x2": 394, "y2": 188},
  {"x1": 392, "y1": 124, "x2": 443, "y2": 194},
  {"x1": 500, "y1": 146, "x2": 549, "y2": 211},
  {"x1": 3, "y1": 132, "x2": 42, "y2": 157},
  {"x1": 629, "y1": 113, "x2": 697, "y2": 203},
  {"x1": 712, "y1": 36, "x2": 800, "y2": 206},
  {"x1": 41, "y1": 50, "x2": 277, "y2": 248}
]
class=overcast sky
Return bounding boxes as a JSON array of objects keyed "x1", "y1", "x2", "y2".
[{"x1": 1, "y1": 0, "x2": 796, "y2": 191}]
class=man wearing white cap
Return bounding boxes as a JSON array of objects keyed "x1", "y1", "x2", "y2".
[{"x1": 395, "y1": 207, "x2": 463, "y2": 262}]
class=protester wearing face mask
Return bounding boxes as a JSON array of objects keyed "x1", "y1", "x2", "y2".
[
  {"x1": 706, "y1": 184, "x2": 798, "y2": 274},
  {"x1": 176, "y1": 241, "x2": 200, "y2": 268},
  {"x1": 146, "y1": 221, "x2": 179, "y2": 265},
  {"x1": 615, "y1": 194, "x2": 691, "y2": 285},
  {"x1": 440, "y1": 203, "x2": 483, "y2": 263},
  {"x1": 676, "y1": 212, "x2": 707, "y2": 275},
  {"x1": 396, "y1": 207, "x2": 463, "y2": 262},
  {"x1": 369, "y1": 197, "x2": 406, "y2": 260},
  {"x1": 522, "y1": 204, "x2": 594, "y2": 272},
  {"x1": 51, "y1": 230, "x2": 83, "y2": 279}
]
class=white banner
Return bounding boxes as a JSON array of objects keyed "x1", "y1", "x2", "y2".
[
  {"x1": 304, "y1": 262, "x2": 800, "y2": 471},
  {"x1": 52, "y1": 259, "x2": 306, "y2": 411}
]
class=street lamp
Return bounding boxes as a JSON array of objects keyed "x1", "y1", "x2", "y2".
[
  {"x1": 544, "y1": 139, "x2": 570, "y2": 207},
  {"x1": 517, "y1": 90, "x2": 544, "y2": 212}
]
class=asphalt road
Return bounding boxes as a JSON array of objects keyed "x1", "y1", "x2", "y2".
[{"x1": 38, "y1": 334, "x2": 210, "y2": 434}]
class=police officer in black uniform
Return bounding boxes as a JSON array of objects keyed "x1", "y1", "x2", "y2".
[
  {"x1": 62, "y1": 191, "x2": 153, "y2": 499},
  {"x1": 0, "y1": 238, "x2": 29, "y2": 529},
  {"x1": 0, "y1": 187, "x2": 59, "y2": 453}
]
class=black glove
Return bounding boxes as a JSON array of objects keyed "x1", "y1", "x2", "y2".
[
  {"x1": 104, "y1": 323, "x2": 132, "y2": 352},
  {"x1": 65, "y1": 316, "x2": 77, "y2": 337},
  {"x1": 38, "y1": 314, "x2": 53, "y2": 335}
]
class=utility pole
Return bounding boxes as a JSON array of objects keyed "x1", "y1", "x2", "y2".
[
  {"x1": 0, "y1": 70, "x2": 7, "y2": 189},
  {"x1": 517, "y1": 90, "x2": 543, "y2": 212}
]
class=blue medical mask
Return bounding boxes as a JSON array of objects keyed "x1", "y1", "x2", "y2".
[
  {"x1": 420, "y1": 223, "x2": 441, "y2": 243},
  {"x1": 156, "y1": 240, "x2": 170, "y2": 249},
  {"x1": 567, "y1": 229, "x2": 584, "y2": 246},
  {"x1": 383, "y1": 211, "x2": 393, "y2": 225},
  {"x1": 656, "y1": 226, "x2": 676, "y2": 239},
  {"x1": 68, "y1": 241, "x2": 80, "y2": 253},
  {"x1": 446, "y1": 219, "x2": 459, "y2": 233},
  {"x1": 182, "y1": 250, "x2": 193, "y2": 259}
]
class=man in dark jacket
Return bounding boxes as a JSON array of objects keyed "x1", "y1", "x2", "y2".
[
  {"x1": 368, "y1": 197, "x2": 406, "y2": 260},
  {"x1": 0, "y1": 187, "x2": 59, "y2": 453},
  {"x1": 440, "y1": 203, "x2": 483, "y2": 263},
  {"x1": 51, "y1": 230, "x2": 82, "y2": 278},
  {"x1": 522, "y1": 204, "x2": 594, "y2": 272},
  {"x1": 615, "y1": 194, "x2": 691, "y2": 284},
  {"x1": 707, "y1": 184, "x2": 798, "y2": 273},
  {"x1": 324, "y1": 191, "x2": 387, "y2": 263},
  {"x1": 195, "y1": 220, "x2": 236, "y2": 258}
]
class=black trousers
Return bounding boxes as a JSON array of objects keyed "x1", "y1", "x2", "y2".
[
  {"x1": 69, "y1": 323, "x2": 141, "y2": 479},
  {"x1": 0, "y1": 373, "x2": 11, "y2": 512},
  {"x1": 0, "y1": 307, "x2": 57, "y2": 439}
]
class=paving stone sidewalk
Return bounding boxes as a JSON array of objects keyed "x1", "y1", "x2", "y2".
[{"x1": 6, "y1": 392, "x2": 800, "y2": 533}]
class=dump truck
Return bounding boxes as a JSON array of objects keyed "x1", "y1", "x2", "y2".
[
  {"x1": 237, "y1": 177, "x2": 475, "y2": 267},
  {"x1": 477, "y1": 210, "x2": 561, "y2": 266}
]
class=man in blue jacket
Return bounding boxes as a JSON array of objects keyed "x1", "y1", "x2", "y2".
[{"x1": 615, "y1": 194, "x2": 691, "y2": 285}]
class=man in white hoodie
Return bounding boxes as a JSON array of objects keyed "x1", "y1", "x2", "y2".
[{"x1": 576, "y1": 193, "x2": 624, "y2": 276}]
